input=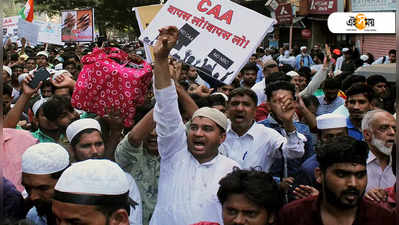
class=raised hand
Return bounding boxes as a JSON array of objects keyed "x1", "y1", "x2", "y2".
[
  {"x1": 365, "y1": 188, "x2": 388, "y2": 203},
  {"x1": 22, "y1": 74, "x2": 42, "y2": 96},
  {"x1": 293, "y1": 185, "x2": 319, "y2": 200},
  {"x1": 153, "y1": 26, "x2": 178, "y2": 61}
]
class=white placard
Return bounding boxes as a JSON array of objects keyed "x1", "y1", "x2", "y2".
[
  {"x1": 139, "y1": 0, "x2": 276, "y2": 84},
  {"x1": 2, "y1": 16, "x2": 19, "y2": 43},
  {"x1": 34, "y1": 20, "x2": 64, "y2": 45},
  {"x1": 18, "y1": 19, "x2": 40, "y2": 45}
]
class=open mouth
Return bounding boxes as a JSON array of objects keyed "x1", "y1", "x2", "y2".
[{"x1": 192, "y1": 141, "x2": 206, "y2": 151}]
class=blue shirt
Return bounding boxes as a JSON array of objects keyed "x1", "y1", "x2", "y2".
[
  {"x1": 316, "y1": 96, "x2": 345, "y2": 116},
  {"x1": 295, "y1": 54, "x2": 314, "y2": 70},
  {"x1": 347, "y1": 118, "x2": 363, "y2": 141},
  {"x1": 294, "y1": 154, "x2": 320, "y2": 188},
  {"x1": 256, "y1": 64, "x2": 264, "y2": 83},
  {"x1": 258, "y1": 115, "x2": 314, "y2": 177}
]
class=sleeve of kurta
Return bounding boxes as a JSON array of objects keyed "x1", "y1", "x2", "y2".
[
  {"x1": 264, "y1": 128, "x2": 304, "y2": 159},
  {"x1": 153, "y1": 80, "x2": 187, "y2": 159},
  {"x1": 299, "y1": 67, "x2": 328, "y2": 97}
]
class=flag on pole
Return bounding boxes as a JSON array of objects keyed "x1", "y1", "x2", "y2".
[{"x1": 18, "y1": 0, "x2": 34, "y2": 22}]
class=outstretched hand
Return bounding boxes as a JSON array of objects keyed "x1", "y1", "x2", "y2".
[
  {"x1": 22, "y1": 74, "x2": 42, "y2": 96},
  {"x1": 153, "y1": 26, "x2": 179, "y2": 61}
]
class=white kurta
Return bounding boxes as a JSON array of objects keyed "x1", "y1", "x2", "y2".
[{"x1": 151, "y1": 82, "x2": 240, "y2": 225}]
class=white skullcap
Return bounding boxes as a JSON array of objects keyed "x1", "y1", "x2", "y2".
[
  {"x1": 18, "y1": 73, "x2": 29, "y2": 84},
  {"x1": 52, "y1": 70, "x2": 73, "y2": 80},
  {"x1": 210, "y1": 92, "x2": 229, "y2": 102},
  {"x1": 66, "y1": 118, "x2": 101, "y2": 142},
  {"x1": 36, "y1": 51, "x2": 49, "y2": 58},
  {"x1": 342, "y1": 48, "x2": 349, "y2": 53},
  {"x1": 286, "y1": 71, "x2": 299, "y2": 77},
  {"x1": 22, "y1": 143, "x2": 70, "y2": 175},
  {"x1": 32, "y1": 98, "x2": 48, "y2": 116},
  {"x1": 192, "y1": 107, "x2": 228, "y2": 130},
  {"x1": 3, "y1": 66, "x2": 12, "y2": 76},
  {"x1": 300, "y1": 46, "x2": 307, "y2": 51},
  {"x1": 360, "y1": 55, "x2": 369, "y2": 61},
  {"x1": 317, "y1": 113, "x2": 347, "y2": 130},
  {"x1": 55, "y1": 159, "x2": 129, "y2": 195}
]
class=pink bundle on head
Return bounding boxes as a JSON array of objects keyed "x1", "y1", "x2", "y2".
[{"x1": 71, "y1": 47, "x2": 153, "y2": 127}]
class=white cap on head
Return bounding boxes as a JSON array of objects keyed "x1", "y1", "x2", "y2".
[
  {"x1": 210, "y1": 92, "x2": 229, "y2": 102},
  {"x1": 192, "y1": 107, "x2": 228, "y2": 131},
  {"x1": 3, "y1": 66, "x2": 12, "y2": 77},
  {"x1": 286, "y1": 71, "x2": 299, "y2": 77},
  {"x1": 22, "y1": 143, "x2": 70, "y2": 175},
  {"x1": 300, "y1": 46, "x2": 307, "y2": 51},
  {"x1": 317, "y1": 113, "x2": 347, "y2": 130},
  {"x1": 342, "y1": 48, "x2": 349, "y2": 53},
  {"x1": 32, "y1": 98, "x2": 49, "y2": 116},
  {"x1": 360, "y1": 54, "x2": 369, "y2": 61},
  {"x1": 54, "y1": 159, "x2": 129, "y2": 195},
  {"x1": 18, "y1": 73, "x2": 29, "y2": 84},
  {"x1": 36, "y1": 51, "x2": 49, "y2": 58},
  {"x1": 66, "y1": 118, "x2": 102, "y2": 143}
]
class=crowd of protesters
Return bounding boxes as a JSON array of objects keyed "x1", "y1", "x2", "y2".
[{"x1": 2, "y1": 25, "x2": 396, "y2": 225}]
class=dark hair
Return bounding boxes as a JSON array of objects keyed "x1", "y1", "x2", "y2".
[
  {"x1": 95, "y1": 201, "x2": 130, "y2": 217},
  {"x1": 342, "y1": 75, "x2": 366, "y2": 92},
  {"x1": 208, "y1": 94, "x2": 227, "y2": 107},
  {"x1": 297, "y1": 67, "x2": 311, "y2": 79},
  {"x1": 323, "y1": 78, "x2": 341, "y2": 90},
  {"x1": 345, "y1": 83, "x2": 374, "y2": 102},
  {"x1": 181, "y1": 64, "x2": 190, "y2": 71},
  {"x1": 229, "y1": 88, "x2": 258, "y2": 106},
  {"x1": 11, "y1": 64, "x2": 24, "y2": 71},
  {"x1": 366, "y1": 75, "x2": 387, "y2": 87},
  {"x1": 62, "y1": 60, "x2": 76, "y2": 69},
  {"x1": 40, "y1": 79, "x2": 55, "y2": 92},
  {"x1": 190, "y1": 94, "x2": 210, "y2": 108},
  {"x1": 70, "y1": 128, "x2": 102, "y2": 149},
  {"x1": 316, "y1": 136, "x2": 369, "y2": 171},
  {"x1": 42, "y1": 95, "x2": 74, "y2": 122},
  {"x1": 279, "y1": 64, "x2": 294, "y2": 74},
  {"x1": 388, "y1": 49, "x2": 396, "y2": 55},
  {"x1": 265, "y1": 81, "x2": 295, "y2": 101},
  {"x1": 3, "y1": 84, "x2": 13, "y2": 97},
  {"x1": 265, "y1": 72, "x2": 291, "y2": 85},
  {"x1": 241, "y1": 63, "x2": 258, "y2": 73},
  {"x1": 315, "y1": 52, "x2": 324, "y2": 62},
  {"x1": 217, "y1": 168, "x2": 283, "y2": 213},
  {"x1": 303, "y1": 95, "x2": 320, "y2": 109}
]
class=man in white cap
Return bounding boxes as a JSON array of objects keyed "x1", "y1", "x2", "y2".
[
  {"x1": 52, "y1": 159, "x2": 131, "y2": 225},
  {"x1": 150, "y1": 26, "x2": 240, "y2": 225},
  {"x1": 295, "y1": 46, "x2": 314, "y2": 70},
  {"x1": 334, "y1": 47, "x2": 348, "y2": 72},
  {"x1": 287, "y1": 71, "x2": 307, "y2": 92},
  {"x1": 294, "y1": 113, "x2": 348, "y2": 190},
  {"x1": 36, "y1": 51, "x2": 50, "y2": 69},
  {"x1": 66, "y1": 118, "x2": 143, "y2": 225},
  {"x1": 3, "y1": 65, "x2": 12, "y2": 84},
  {"x1": 361, "y1": 109, "x2": 396, "y2": 192},
  {"x1": 22, "y1": 143, "x2": 70, "y2": 225}
]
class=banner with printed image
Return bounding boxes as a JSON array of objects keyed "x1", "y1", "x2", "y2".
[
  {"x1": 139, "y1": 0, "x2": 276, "y2": 84},
  {"x1": 61, "y1": 8, "x2": 95, "y2": 42}
]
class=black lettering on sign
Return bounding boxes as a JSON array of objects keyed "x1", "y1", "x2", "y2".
[
  {"x1": 174, "y1": 23, "x2": 200, "y2": 51},
  {"x1": 208, "y1": 49, "x2": 233, "y2": 70}
]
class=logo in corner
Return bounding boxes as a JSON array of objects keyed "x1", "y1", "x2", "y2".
[{"x1": 346, "y1": 13, "x2": 375, "y2": 30}]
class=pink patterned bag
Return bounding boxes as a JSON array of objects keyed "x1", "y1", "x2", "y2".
[{"x1": 71, "y1": 47, "x2": 153, "y2": 127}]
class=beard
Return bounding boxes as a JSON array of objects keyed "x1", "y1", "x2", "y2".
[
  {"x1": 323, "y1": 177, "x2": 364, "y2": 209},
  {"x1": 34, "y1": 199, "x2": 53, "y2": 218},
  {"x1": 371, "y1": 135, "x2": 392, "y2": 155}
]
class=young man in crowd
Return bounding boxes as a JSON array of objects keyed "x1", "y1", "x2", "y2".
[
  {"x1": 52, "y1": 160, "x2": 131, "y2": 225},
  {"x1": 345, "y1": 84, "x2": 374, "y2": 140},
  {"x1": 66, "y1": 118, "x2": 143, "y2": 225},
  {"x1": 240, "y1": 63, "x2": 258, "y2": 89},
  {"x1": 277, "y1": 136, "x2": 395, "y2": 225},
  {"x1": 150, "y1": 26, "x2": 239, "y2": 225},
  {"x1": 21, "y1": 143, "x2": 70, "y2": 225},
  {"x1": 316, "y1": 78, "x2": 345, "y2": 116},
  {"x1": 361, "y1": 109, "x2": 396, "y2": 191},
  {"x1": 372, "y1": 49, "x2": 396, "y2": 64},
  {"x1": 251, "y1": 60, "x2": 279, "y2": 106},
  {"x1": 217, "y1": 169, "x2": 283, "y2": 225}
]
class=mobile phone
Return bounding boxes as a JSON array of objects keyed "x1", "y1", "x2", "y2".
[{"x1": 29, "y1": 68, "x2": 50, "y2": 89}]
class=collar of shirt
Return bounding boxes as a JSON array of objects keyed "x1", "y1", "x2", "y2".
[
  {"x1": 367, "y1": 150, "x2": 392, "y2": 166},
  {"x1": 190, "y1": 152, "x2": 223, "y2": 167},
  {"x1": 226, "y1": 120, "x2": 257, "y2": 139}
]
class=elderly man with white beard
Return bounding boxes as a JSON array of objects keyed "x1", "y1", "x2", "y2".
[{"x1": 361, "y1": 109, "x2": 396, "y2": 192}]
